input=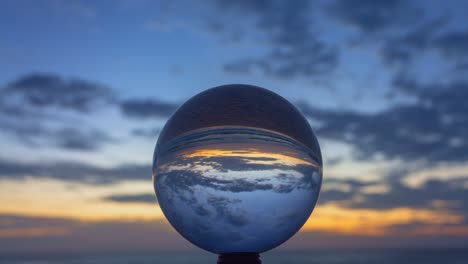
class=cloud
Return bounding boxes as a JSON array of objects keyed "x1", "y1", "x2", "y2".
[
  {"x1": 54, "y1": 127, "x2": 115, "y2": 151},
  {"x1": 214, "y1": 0, "x2": 338, "y2": 79},
  {"x1": 0, "y1": 73, "x2": 179, "y2": 151},
  {"x1": 320, "y1": 177, "x2": 468, "y2": 222},
  {"x1": 381, "y1": 17, "x2": 448, "y2": 65},
  {"x1": 324, "y1": 157, "x2": 343, "y2": 166},
  {"x1": 319, "y1": 175, "x2": 468, "y2": 230},
  {"x1": 319, "y1": 178, "x2": 373, "y2": 204},
  {"x1": 207, "y1": 196, "x2": 248, "y2": 227},
  {"x1": 455, "y1": 62, "x2": 468, "y2": 72},
  {"x1": 156, "y1": 154, "x2": 319, "y2": 194},
  {"x1": 297, "y1": 73, "x2": 468, "y2": 162},
  {"x1": 378, "y1": 16, "x2": 468, "y2": 68},
  {"x1": 0, "y1": 214, "x2": 77, "y2": 230},
  {"x1": 0, "y1": 119, "x2": 113, "y2": 151},
  {"x1": 102, "y1": 193, "x2": 157, "y2": 204},
  {"x1": 327, "y1": 0, "x2": 419, "y2": 34},
  {"x1": 349, "y1": 179, "x2": 468, "y2": 212},
  {"x1": 0, "y1": 157, "x2": 151, "y2": 184},
  {"x1": 0, "y1": 73, "x2": 118, "y2": 151},
  {"x1": 120, "y1": 99, "x2": 179, "y2": 119},
  {"x1": 433, "y1": 29, "x2": 468, "y2": 59},
  {"x1": 131, "y1": 127, "x2": 161, "y2": 138},
  {"x1": 1, "y1": 73, "x2": 115, "y2": 113}
]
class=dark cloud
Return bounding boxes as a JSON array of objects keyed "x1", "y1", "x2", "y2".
[
  {"x1": 0, "y1": 121, "x2": 113, "y2": 151},
  {"x1": 102, "y1": 193, "x2": 157, "y2": 204},
  {"x1": 455, "y1": 62, "x2": 468, "y2": 72},
  {"x1": 215, "y1": 0, "x2": 338, "y2": 79},
  {"x1": 200, "y1": 156, "x2": 286, "y2": 172},
  {"x1": 319, "y1": 178, "x2": 374, "y2": 204},
  {"x1": 0, "y1": 73, "x2": 118, "y2": 151},
  {"x1": 131, "y1": 127, "x2": 161, "y2": 138},
  {"x1": 120, "y1": 99, "x2": 178, "y2": 119},
  {"x1": 0, "y1": 157, "x2": 150, "y2": 184},
  {"x1": 156, "y1": 154, "x2": 319, "y2": 194},
  {"x1": 320, "y1": 188, "x2": 354, "y2": 204},
  {"x1": 379, "y1": 18, "x2": 468, "y2": 67},
  {"x1": 325, "y1": 157, "x2": 343, "y2": 166},
  {"x1": 0, "y1": 214, "x2": 78, "y2": 229},
  {"x1": 320, "y1": 177, "x2": 468, "y2": 221},
  {"x1": 207, "y1": 196, "x2": 248, "y2": 227},
  {"x1": 1, "y1": 73, "x2": 115, "y2": 113},
  {"x1": 381, "y1": 17, "x2": 447, "y2": 65},
  {"x1": 297, "y1": 74, "x2": 468, "y2": 162},
  {"x1": 0, "y1": 73, "x2": 180, "y2": 151},
  {"x1": 392, "y1": 72, "x2": 468, "y2": 120},
  {"x1": 326, "y1": 0, "x2": 468, "y2": 74},
  {"x1": 350, "y1": 179, "x2": 468, "y2": 212},
  {"x1": 161, "y1": 169, "x2": 274, "y2": 194},
  {"x1": 377, "y1": 15, "x2": 468, "y2": 68},
  {"x1": 433, "y1": 29, "x2": 468, "y2": 59},
  {"x1": 328, "y1": 0, "x2": 418, "y2": 34},
  {"x1": 0, "y1": 120, "x2": 46, "y2": 146},
  {"x1": 55, "y1": 127, "x2": 114, "y2": 151}
]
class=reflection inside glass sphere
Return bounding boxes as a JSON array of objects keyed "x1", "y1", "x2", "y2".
[{"x1": 153, "y1": 126, "x2": 322, "y2": 254}]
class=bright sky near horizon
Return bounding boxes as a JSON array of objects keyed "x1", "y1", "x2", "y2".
[{"x1": 1, "y1": 0, "x2": 468, "y2": 254}]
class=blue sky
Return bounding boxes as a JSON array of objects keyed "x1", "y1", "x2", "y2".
[{"x1": 1, "y1": 0, "x2": 468, "y2": 255}]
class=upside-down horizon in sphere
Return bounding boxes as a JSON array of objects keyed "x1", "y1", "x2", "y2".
[{"x1": 153, "y1": 84, "x2": 322, "y2": 254}]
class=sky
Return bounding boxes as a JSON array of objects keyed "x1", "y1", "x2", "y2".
[{"x1": 1, "y1": 0, "x2": 468, "y2": 255}]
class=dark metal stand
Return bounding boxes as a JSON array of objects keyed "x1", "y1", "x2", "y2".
[{"x1": 217, "y1": 253, "x2": 261, "y2": 264}]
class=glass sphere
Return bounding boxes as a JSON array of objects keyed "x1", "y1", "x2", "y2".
[{"x1": 153, "y1": 84, "x2": 322, "y2": 254}]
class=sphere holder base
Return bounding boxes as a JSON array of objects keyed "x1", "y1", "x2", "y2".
[{"x1": 217, "y1": 253, "x2": 261, "y2": 264}]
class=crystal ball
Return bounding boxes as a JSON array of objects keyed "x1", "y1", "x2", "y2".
[{"x1": 153, "y1": 84, "x2": 322, "y2": 254}]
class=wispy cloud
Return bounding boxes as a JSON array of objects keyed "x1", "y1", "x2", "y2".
[
  {"x1": 298, "y1": 72, "x2": 468, "y2": 162},
  {"x1": 0, "y1": 157, "x2": 150, "y2": 184},
  {"x1": 102, "y1": 193, "x2": 157, "y2": 204},
  {"x1": 327, "y1": 0, "x2": 421, "y2": 34},
  {"x1": 213, "y1": 0, "x2": 338, "y2": 79},
  {"x1": 120, "y1": 98, "x2": 178, "y2": 119},
  {"x1": 1, "y1": 73, "x2": 115, "y2": 113},
  {"x1": 0, "y1": 73, "x2": 178, "y2": 150},
  {"x1": 0, "y1": 73, "x2": 116, "y2": 151}
]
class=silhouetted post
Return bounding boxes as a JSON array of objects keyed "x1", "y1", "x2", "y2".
[{"x1": 217, "y1": 253, "x2": 261, "y2": 264}]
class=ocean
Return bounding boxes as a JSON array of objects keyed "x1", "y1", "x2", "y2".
[{"x1": 1, "y1": 250, "x2": 468, "y2": 264}]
